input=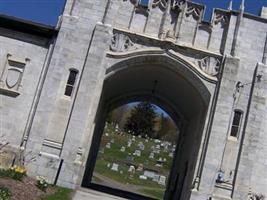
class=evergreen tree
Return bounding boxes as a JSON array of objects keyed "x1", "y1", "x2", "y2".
[{"x1": 124, "y1": 102, "x2": 157, "y2": 138}]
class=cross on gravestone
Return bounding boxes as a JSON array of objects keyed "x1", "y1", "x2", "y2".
[{"x1": 111, "y1": 163, "x2": 119, "y2": 171}]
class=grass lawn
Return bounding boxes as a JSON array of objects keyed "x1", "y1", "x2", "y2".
[{"x1": 42, "y1": 186, "x2": 73, "y2": 200}]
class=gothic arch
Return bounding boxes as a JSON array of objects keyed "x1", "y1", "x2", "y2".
[{"x1": 82, "y1": 54, "x2": 211, "y2": 200}]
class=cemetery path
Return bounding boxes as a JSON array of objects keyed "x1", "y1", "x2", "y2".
[{"x1": 94, "y1": 173, "x2": 159, "y2": 194}]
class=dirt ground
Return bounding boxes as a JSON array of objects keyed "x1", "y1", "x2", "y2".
[{"x1": 0, "y1": 177, "x2": 55, "y2": 200}]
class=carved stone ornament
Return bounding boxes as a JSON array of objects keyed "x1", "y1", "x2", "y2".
[
  {"x1": 186, "y1": 4, "x2": 202, "y2": 20},
  {"x1": 152, "y1": 0, "x2": 168, "y2": 10},
  {"x1": 110, "y1": 33, "x2": 137, "y2": 52},
  {"x1": 247, "y1": 192, "x2": 265, "y2": 200},
  {"x1": 171, "y1": 0, "x2": 186, "y2": 10},
  {"x1": 213, "y1": 12, "x2": 229, "y2": 27},
  {"x1": 198, "y1": 57, "x2": 220, "y2": 77},
  {"x1": 6, "y1": 68, "x2": 22, "y2": 88}
]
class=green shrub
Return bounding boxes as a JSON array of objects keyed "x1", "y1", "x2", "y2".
[{"x1": 0, "y1": 186, "x2": 11, "y2": 200}]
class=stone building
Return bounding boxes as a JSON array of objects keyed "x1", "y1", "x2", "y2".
[{"x1": 0, "y1": 0, "x2": 267, "y2": 199}]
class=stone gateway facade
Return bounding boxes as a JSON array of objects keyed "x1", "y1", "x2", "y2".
[{"x1": 1, "y1": 0, "x2": 267, "y2": 199}]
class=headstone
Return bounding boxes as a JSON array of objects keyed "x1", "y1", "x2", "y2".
[
  {"x1": 105, "y1": 132, "x2": 109, "y2": 136},
  {"x1": 154, "y1": 139, "x2": 161, "y2": 143},
  {"x1": 106, "y1": 142, "x2": 111, "y2": 149},
  {"x1": 139, "y1": 175, "x2": 147, "y2": 180},
  {"x1": 110, "y1": 139, "x2": 115, "y2": 143},
  {"x1": 145, "y1": 139, "x2": 149, "y2": 143},
  {"x1": 115, "y1": 124, "x2": 119, "y2": 132},
  {"x1": 120, "y1": 146, "x2": 126, "y2": 152},
  {"x1": 149, "y1": 152, "x2": 154, "y2": 159},
  {"x1": 107, "y1": 163, "x2": 111, "y2": 168},
  {"x1": 144, "y1": 170, "x2": 156, "y2": 179},
  {"x1": 137, "y1": 164, "x2": 144, "y2": 171},
  {"x1": 127, "y1": 140, "x2": 132, "y2": 147},
  {"x1": 133, "y1": 150, "x2": 141, "y2": 157},
  {"x1": 169, "y1": 152, "x2": 173, "y2": 157},
  {"x1": 138, "y1": 135, "x2": 142, "y2": 138},
  {"x1": 138, "y1": 142, "x2": 145, "y2": 150},
  {"x1": 153, "y1": 174, "x2": 160, "y2": 182},
  {"x1": 128, "y1": 165, "x2": 135, "y2": 173},
  {"x1": 111, "y1": 163, "x2": 119, "y2": 171},
  {"x1": 158, "y1": 175, "x2": 166, "y2": 186}
]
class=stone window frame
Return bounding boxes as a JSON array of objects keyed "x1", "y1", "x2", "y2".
[
  {"x1": 64, "y1": 68, "x2": 79, "y2": 98},
  {"x1": 229, "y1": 109, "x2": 243, "y2": 140},
  {"x1": 0, "y1": 53, "x2": 29, "y2": 97}
]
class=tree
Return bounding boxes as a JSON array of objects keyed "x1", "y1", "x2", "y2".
[{"x1": 124, "y1": 102, "x2": 157, "y2": 138}]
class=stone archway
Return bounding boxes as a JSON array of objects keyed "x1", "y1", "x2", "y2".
[{"x1": 82, "y1": 54, "x2": 211, "y2": 200}]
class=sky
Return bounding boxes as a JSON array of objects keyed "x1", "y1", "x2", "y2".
[{"x1": 0, "y1": 0, "x2": 266, "y2": 25}]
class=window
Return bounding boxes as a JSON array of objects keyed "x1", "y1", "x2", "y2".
[
  {"x1": 139, "y1": 0, "x2": 149, "y2": 7},
  {"x1": 230, "y1": 110, "x2": 243, "y2": 137},
  {"x1": 64, "y1": 69, "x2": 78, "y2": 97}
]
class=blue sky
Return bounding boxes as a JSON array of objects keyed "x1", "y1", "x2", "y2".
[{"x1": 0, "y1": 0, "x2": 266, "y2": 25}]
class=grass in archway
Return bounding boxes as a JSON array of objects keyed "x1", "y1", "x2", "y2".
[
  {"x1": 138, "y1": 188, "x2": 165, "y2": 200},
  {"x1": 92, "y1": 123, "x2": 176, "y2": 199},
  {"x1": 41, "y1": 186, "x2": 73, "y2": 200}
]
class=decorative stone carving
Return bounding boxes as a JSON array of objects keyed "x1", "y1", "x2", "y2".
[
  {"x1": 152, "y1": 0, "x2": 168, "y2": 10},
  {"x1": 171, "y1": 0, "x2": 185, "y2": 10},
  {"x1": 110, "y1": 33, "x2": 137, "y2": 52},
  {"x1": 213, "y1": 12, "x2": 229, "y2": 27},
  {"x1": 185, "y1": 4, "x2": 202, "y2": 20},
  {"x1": 247, "y1": 192, "x2": 265, "y2": 200},
  {"x1": 0, "y1": 54, "x2": 29, "y2": 97},
  {"x1": 197, "y1": 56, "x2": 220, "y2": 77}
]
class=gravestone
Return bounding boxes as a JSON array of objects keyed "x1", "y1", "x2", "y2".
[
  {"x1": 153, "y1": 174, "x2": 160, "y2": 182},
  {"x1": 138, "y1": 142, "x2": 145, "y2": 150},
  {"x1": 139, "y1": 175, "x2": 147, "y2": 180},
  {"x1": 128, "y1": 165, "x2": 135, "y2": 173},
  {"x1": 106, "y1": 142, "x2": 111, "y2": 149},
  {"x1": 149, "y1": 152, "x2": 154, "y2": 159},
  {"x1": 158, "y1": 175, "x2": 166, "y2": 186},
  {"x1": 133, "y1": 150, "x2": 141, "y2": 157},
  {"x1": 111, "y1": 163, "x2": 119, "y2": 171},
  {"x1": 127, "y1": 140, "x2": 132, "y2": 147},
  {"x1": 120, "y1": 146, "x2": 126, "y2": 152},
  {"x1": 137, "y1": 164, "x2": 144, "y2": 171}
]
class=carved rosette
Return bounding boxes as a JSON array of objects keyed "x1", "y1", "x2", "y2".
[
  {"x1": 110, "y1": 33, "x2": 137, "y2": 52},
  {"x1": 198, "y1": 57, "x2": 220, "y2": 77}
]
